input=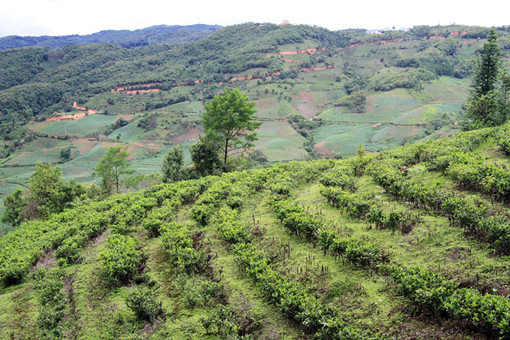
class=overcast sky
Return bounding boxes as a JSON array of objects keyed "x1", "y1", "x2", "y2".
[{"x1": 1, "y1": 0, "x2": 508, "y2": 37}]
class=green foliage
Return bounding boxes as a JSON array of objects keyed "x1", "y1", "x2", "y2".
[
  {"x1": 190, "y1": 138, "x2": 222, "y2": 178},
  {"x1": 200, "y1": 304, "x2": 239, "y2": 337},
  {"x1": 95, "y1": 144, "x2": 134, "y2": 195},
  {"x1": 161, "y1": 222, "x2": 205, "y2": 273},
  {"x1": 383, "y1": 264, "x2": 510, "y2": 336},
  {"x1": 202, "y1": 88, "x2": 261, "y2": 166},
  {"x1": 0, "y1": 83, "x2": 63, "y2": 134},
  {"x1": 125, "y1": 286, "x2": 164, "y2": 322},
  {"x1": 319, "y1": 167, "x2": 356, "y2": 190},
  {"x1": 161, "y1": 144, "x2": 184, "y2": 183},
  {"x1": 334, "y1": 91, "x2": 366, "y2": 112},
  {"x1": 0, "y1": 24, "x2": 221, "y2": 50},
  {"x1": 0, "y1": 47, "x2": 48, "y2": 91},
  {"x1": 59, "y1": 147, "x2": 72, "y2": 161},
  {"x1": 320, "y1": 187, "x2": 370, "y2": 218},
  {"x1": 472, "y1": 30, "x2": 502, "y2": 98},
  {"x1": 3, "y1": 28, "x2": 510, "y2": 335},
  {"x1": 215, "y1": 208, "x2": 251, "y2": 244},
  {"x1": 420, "y1": 56, "x2": 455, "y2": 77},
  {"x1": 28, "y1": 162, "x2": 65, "y2": 219},
  {"x1": 136, "y1": 114, "x2": 158, "y2": 131},
  {"x1": 372, "y1": 68, "x2": 437, "y2": 91},
  {"x1": 2, "y1": 162, "x2": 87, "y2": 225},
  {"x1": 498, "y1": 135, "x2": 510, "y2": 155},
  {"x1": 367, "y1": 124, "x2": 510, "y2": 254},
  {"x1": 100, "y1": 234, "x2": 142, "y2": 286},
  {"x1": 34, "y1": 268, "x2": 67, "y2": 339},
  {"x1": 210, "y1": 181, "x2": 373, "y2": 338},
  {"x1": 464, "y1": 29, "x2": 509, "y2": 129},
  {"x1": 1, "y1": 188, "x2": 26, "y2": 226}
]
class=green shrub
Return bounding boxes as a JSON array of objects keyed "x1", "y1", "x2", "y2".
[
  {"x1": 125, "y1": 286, "x2": 164, "y2": 322},
  {"x1": 100, "y1": 235, "x2": 142, "y2": 286}
]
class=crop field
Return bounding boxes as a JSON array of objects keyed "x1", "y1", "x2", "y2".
[
  {"x1": 423, "y1": 77, "x2": 469, "y2": 102},
  {"x1": 4, "y1": 137, "x2": 70, "y2": 166},
  {"x1": 255, "y1": 121, "x2": 307, "y2": 160},
  {"x1": 40, "y1": 114, "x2": 117, "y2": 137},
  {"x1": 313, "y1": 123, "x2": 376, "y2": 154},
  {"x1": 2, "y1": 22, "x2": 509, "y2": 243}
]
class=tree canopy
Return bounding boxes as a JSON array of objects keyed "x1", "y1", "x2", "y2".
[
  {"x1": 464, "y1": 30, "x2": 510, "y2": 129},
  {"x1": 161, "y1": 145, "x2": 184, "y2": 183},
  {"x1": 2, "y1": 162, "x2": 86, "y2": 225},
  {"x1": 95, "y1": 145, "x2": 134, "y2": 195},
  {"x1": 202, "y1": 88, "x2": 261, "y2": 167}
]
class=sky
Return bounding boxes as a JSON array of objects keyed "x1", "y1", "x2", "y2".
[{"x1": 1, "y1": 0, "x2": 509, "y2": 38}]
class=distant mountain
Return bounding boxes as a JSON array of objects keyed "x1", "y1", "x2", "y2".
[{"x1": 0, "y1": 24, "x2": 222, "y2": 50}]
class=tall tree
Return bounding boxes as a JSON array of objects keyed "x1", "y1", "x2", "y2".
[
  {"x1": 95, "y1": 145, "x2": 134, "y2": 195},
  {"x1": 202, "y1": 88, "x2": 261, "y2": 168},
  {"x1": 472, "y1": 30, "x2": 501, "y2": 98},
  {"x1": 1, "y1": 188, "x2": 26, "y2": 226},
  {"x1": 162, "y1": 145, "x2": 184, "y2": 183},
  {"x1": 27, "y1": 162, "x2": 65, "y2": 219},
  {"x1": 463, "y1": 29, "x2": 509, "y2": 129},
  {"x1": 2, "y1": 162, "x2": 86, "y2": 225}
]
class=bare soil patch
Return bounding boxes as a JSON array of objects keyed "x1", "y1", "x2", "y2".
[
  {"x1": 314, "y1": 141, "x2": 335, "y2": 156},
  {"x1": 169, "y1": 128, "x2": 201, "y2": 144},
  {"x1": 257, "y1": 97, "x2": 278, "y2": 109},
  {"x1": 302, "y1": 66, "x2": 334, "y2": 72},
  {"x1": 292, "y1": 92, "x2": 317, "y2": 118},
  {"x1": 72, "y1": 102, "x2": 99, "y2": 114},
  {"x1": 116, "y1": 114, "x2": 135, "y2": 122},
  {"x1": 123, "y1": 142, "x2": 160, "y2": 159},
  {"x1": 46, "y1": 112, "x2": 87, "y2": 122},
  {"x1": 34, "y1": 249, "x2": 56, "y2": 271},
  {"x1": 278, "y1": 48, "x2": 324, "y2": 55},
  {"x1": 72, "y1": 137, "x2": 99, "y2": 154},
  {"x1": 91, "y1": 229, "x2": 109, "y2": 246}
]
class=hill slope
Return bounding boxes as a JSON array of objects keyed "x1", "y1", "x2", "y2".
[
  {"x1": 1, "y1": 122, "x2": 509, "y2": 339},
  {"x1": 1, "y1": 23, "x2": 509, "y2": 213}
]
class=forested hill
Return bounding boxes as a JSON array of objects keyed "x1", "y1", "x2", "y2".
[
  {"x1": 0, "y1": 24, "x2": 222, "y2": 50},
  {"x1": 1, "y1": 23, "x2": 508, "y2": 125},
  {"x1": 3, "y1": 23, "x2": 504, "y2": 122},
  {"x1": 1, "y1": 122, "x2": 510, "y2": 338}
]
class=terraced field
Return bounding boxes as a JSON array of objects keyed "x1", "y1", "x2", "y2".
[{"x1": 1, "y1": 122, "x2": 509, "y2": 338}]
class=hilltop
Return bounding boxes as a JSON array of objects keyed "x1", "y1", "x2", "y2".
[{"x1": 0, "y1": 121, "x2": 509, "y2": 338}]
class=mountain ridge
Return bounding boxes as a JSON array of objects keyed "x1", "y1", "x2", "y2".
[{"x1": 0, "y1": 24, "x2": 222, "y2": 50}]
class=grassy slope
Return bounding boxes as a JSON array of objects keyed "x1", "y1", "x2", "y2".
[{"x1": 1, "y1": 122, "x2": 509, "y2": 339}]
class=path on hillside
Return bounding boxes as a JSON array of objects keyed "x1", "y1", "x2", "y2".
[{"x1": 45, "y1": 102, "x2": 101, "y2": 122}]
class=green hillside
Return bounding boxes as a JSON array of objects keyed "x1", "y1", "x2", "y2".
[
  {"x1": 2, "y1": 24, "x2": 510, "y2": 197},
  {"x1": 1, "y1": 121, "x2": 509, "y2": 339}
]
